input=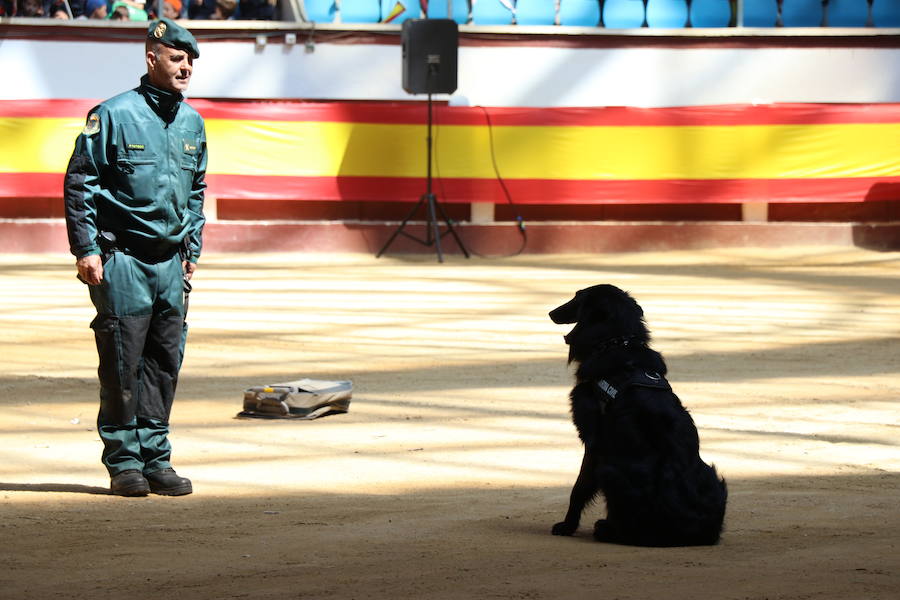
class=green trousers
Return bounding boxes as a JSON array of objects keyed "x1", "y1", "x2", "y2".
[{"x1": 88, "y1": 250, "x2": 188, "y2": 476}]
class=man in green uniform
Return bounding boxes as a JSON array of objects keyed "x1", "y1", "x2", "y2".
[{"x1": 64, "y1": 18, "x2": 207, "y2": 497}]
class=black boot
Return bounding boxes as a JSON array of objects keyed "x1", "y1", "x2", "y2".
[
  {"x1": 110, "y1": 469, "x2": 150, "y2": 497},
  {"x1": 145, "y1": 468, "x2": 192, "y2": 496}
]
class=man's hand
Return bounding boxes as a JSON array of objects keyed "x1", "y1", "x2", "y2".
[
  {"x1": 76, "y1": 254, "x2": 103, "y2": 286},
  {"x1": 183, "y1": 261, "x2": 197, "y2": 280}
]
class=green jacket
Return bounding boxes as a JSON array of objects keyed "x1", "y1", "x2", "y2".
[{"x1": 64, "y1": 75, "x2": 207, "y2": 262}]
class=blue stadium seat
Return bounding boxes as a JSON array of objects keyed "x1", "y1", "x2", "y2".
[
  {"x1": 341, "y1": 0, "x2": 381, "y2": 23},
  {"x1": 871, "y1": 0, "x2": 900, "y2": 27},
  {"x1": 558, "y1": 0, "x2": 601, "y2": 26},
  {"x1": 602, "y1": 0, "x2": 645, "y2": 28},
  {"x1": 781, "y1": 0, "x2": 824, "y2": 27},
  {"x1": 427, "y1": 0, "x2": 470, "y2": 23},
  {"x1": 690, "y1": 0, "x2": 731, "y2": 27},
  {"x1": 381, "y1": 0, "x2": 419, "y2": 23},
  {"x1": 471, "y1": 0, "x2": 513, "y2": 25},
  {"x1": 742, "y1": 0, "x2": 778, "y2": 26},
  {"x1": 516, "y1": 0, "x2": 556, "y2": 25},
  {"x1": 826, "y1": 0, "x2": 869, "y2": 27},
  {"x1": 646, "y1": 0, "x2": 687, "y2": 28},
  {"x1": 305, "y1": 0, "x2": 338, "y2": 22}
]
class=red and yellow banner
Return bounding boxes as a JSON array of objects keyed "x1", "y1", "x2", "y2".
[{"x1": 2, "y1": 99, "x2": 899, "y2": 204}]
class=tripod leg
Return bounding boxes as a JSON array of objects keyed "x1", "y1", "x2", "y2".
[
  {"x1": 433, "y1": 197, "x2": 471, "y2": 259},
  {"x1": 425, "y1": 193, "x2": 444, "y2": 263},
  {"x1": 376, "y1": 195, "x2": 426, "y2": 258}
]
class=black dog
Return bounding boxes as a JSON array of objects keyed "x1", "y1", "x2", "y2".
[{"x1": 549, "y1": 284, "x2": 727, "y2": 546}]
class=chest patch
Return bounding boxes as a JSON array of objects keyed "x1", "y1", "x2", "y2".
[{"x1": 127, "y1": 143, "x2": 145, "y2": 151}]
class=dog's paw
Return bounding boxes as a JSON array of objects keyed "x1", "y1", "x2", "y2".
[
  {"x1": 552, "y1": 521, "x2": 577, "y2": 536},
  {"x1": 592, "y1": 519, "x2": 613, "y2": 542}
]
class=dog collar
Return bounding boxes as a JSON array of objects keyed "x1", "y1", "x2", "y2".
[{"x1": 594, "y1": 335, "x2": 643, "y2": 353}]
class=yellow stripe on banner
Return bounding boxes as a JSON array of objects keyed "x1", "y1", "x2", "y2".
[
  {"x1": 195, "y1": 120, "x2": 900, "y2": 180},
  {"x1": 441, "y1": 123, "x2": 900, "y2": 180},
  {"x1": 0, "y1": 118, "x2": 84, "y2": 173},
  {"x1": 4, "y1": 116, "x2": 900, "y2": 180}
]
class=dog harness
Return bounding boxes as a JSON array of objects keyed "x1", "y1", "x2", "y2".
[{"x1": 597, "y1": 370, "x2": 671, "y2": 401}]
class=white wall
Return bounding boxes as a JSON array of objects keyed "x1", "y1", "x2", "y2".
[{"x1": 2, "y1": 33, "x2": 899, "y2": 106}]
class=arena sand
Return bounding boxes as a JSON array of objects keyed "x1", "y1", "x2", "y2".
[{"x1": 1, "y1": 248, "x2": 898, "y2": 599}]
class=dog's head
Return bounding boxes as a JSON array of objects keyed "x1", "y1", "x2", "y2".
[{"x1": 549, "y1": 284, "x2": 648, "y2": 362}]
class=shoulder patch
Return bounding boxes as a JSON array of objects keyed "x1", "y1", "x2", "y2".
[{"x1": 83, "y1": 113, "x2": 101, "y2": 136}]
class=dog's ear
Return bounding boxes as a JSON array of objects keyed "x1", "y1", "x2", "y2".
[{"x1": 608, "y1": 289, "x2": 644, "y2": 324}]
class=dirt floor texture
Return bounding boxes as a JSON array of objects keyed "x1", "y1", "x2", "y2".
[{"x1": 1, "y1": 248, "x2": 898, "y2": 600}]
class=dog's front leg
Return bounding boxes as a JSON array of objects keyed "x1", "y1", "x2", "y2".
[{"x1": 552, "y1": 448, "x2": 598, "y2": 536}]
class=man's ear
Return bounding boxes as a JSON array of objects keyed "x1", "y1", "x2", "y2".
[{"x1": 146, "y1": 50, "x2": 157, "y2": 73}]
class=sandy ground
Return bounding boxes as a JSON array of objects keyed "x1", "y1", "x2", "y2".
[{"x1": 1, "y1": 248, "x2": 898, "y2": 599}]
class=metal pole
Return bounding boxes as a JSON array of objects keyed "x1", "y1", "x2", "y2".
[{"x1": 426, "y1": 90, "x2": 433, "y2": 197}]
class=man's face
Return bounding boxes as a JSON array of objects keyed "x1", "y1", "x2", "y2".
[{"x1": 147, "y1": 44, "x2": 193, "y2": 93}]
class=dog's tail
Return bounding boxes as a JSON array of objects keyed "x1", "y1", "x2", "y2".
[
  {"x1": 685, "y1": 463, "x2": 728, "y2": 545},
  {"x1": 657, "y1": 461, "x2": 728, "y2": 546}
]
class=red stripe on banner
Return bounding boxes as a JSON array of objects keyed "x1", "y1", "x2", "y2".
[
  {"x1": 6, "y1": 172, "x2": 898, "y2": 205},
  {"x1": 0, "y1": 172, "x2": 63, "y2": 198},
  {"x1": 5, "y1": 99, "x2": 900, "y2": 127},
  {"x1": 8, "y1": 173, "x2": 900, "y2": 204},
  {"x1": 205, "y1": 174, "x2": 900, "y2": 205},
  {"x1": 0, "y1": 99, "x2": 100, "y2": 118}
]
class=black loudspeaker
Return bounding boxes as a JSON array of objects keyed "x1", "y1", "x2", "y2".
[{"x1": 402, "y1": 19, "x2": 458, "y2": 95}]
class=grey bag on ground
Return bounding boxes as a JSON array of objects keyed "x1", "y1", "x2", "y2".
[{"x1": 238, "y1": 379, "x2": 352, "y2": 420}]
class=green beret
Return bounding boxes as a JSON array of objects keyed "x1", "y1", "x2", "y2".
[{"x1": 147, "y1": 18, "x2": 199, "y2": 59}]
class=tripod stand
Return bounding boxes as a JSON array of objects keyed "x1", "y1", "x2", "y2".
[{"x1": 376, "y1": 79, "x2": 470, "y2": 263}]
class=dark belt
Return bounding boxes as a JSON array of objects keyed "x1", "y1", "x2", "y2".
[{"x1": 100, "y1": 231, "x2": 181, "y2": 264}]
